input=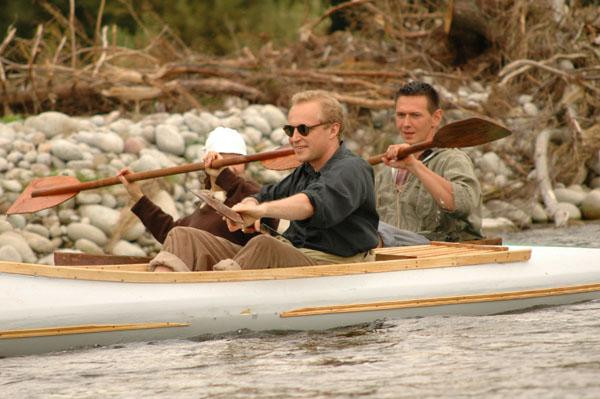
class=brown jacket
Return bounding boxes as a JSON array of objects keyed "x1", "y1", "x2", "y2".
[{"x1": 131, "y1": 168, "x2": 276, "y2": 246}]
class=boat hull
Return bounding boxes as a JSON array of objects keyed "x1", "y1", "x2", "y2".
[{"x1": 1, "y1": 245, "x2": 599, "y2": 357}]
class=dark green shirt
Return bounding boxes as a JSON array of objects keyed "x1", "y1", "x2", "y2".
[{"x1": 256, "y1": 144, "x2": 379, "y2": 256}]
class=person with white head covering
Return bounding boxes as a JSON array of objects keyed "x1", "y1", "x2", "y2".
[{"x1": 117, "y1": 127, "x2": 277, "y2": 249}]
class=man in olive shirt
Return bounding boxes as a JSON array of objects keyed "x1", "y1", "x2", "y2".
[
  {"x1": 149, "y1": 90, "x2": 379, "y2": 272},
  {"x1": 376, "y1": 81, "x2": 483, "y2": 242}
]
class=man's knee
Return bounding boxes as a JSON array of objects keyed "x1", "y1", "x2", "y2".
[
  {"x1": 245, "y1": 234, "x2": 278, "y2": 250},
  {"x1": 167, "y1": 227, "x2": 213, "y2": 243}
]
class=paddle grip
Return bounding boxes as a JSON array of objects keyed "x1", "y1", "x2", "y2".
[
  {"x1": 367, "y1": 140, "x2": 433, "y2": 166},
  {"x1": 31, "y1": 147, "x2": 295, "y2": 197}
]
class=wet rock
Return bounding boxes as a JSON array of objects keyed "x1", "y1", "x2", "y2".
[
  {"x1": 0, "y1": 245, "x2": 22, "y2": 262},
  {"x1": 24, "y1": 111, "x2": 79, "y2": 138},
  {"x1": 0, "y1": 231, "x2": 37, "y2": 262},
  {"x1": 51, "y1": 139, "x2": 84, "y2": 161},
  {"x1": 0, "y1": 219, "x2": 13, "y2": 233},
  {"x1": 155, "y1": 124, "x2": 185, "y2": 155},
  {"x1": 554, "y1": 187, "x2": 586, "y2": 206},
  {"x1": 485, "y1": 200, "x2": 531, "y2": 228},
  {"x1": 110, "y1": 240, "x2": 146, "y2": 257},
  {"x1": 556, "y1": 202, "x2": 581, "y2": 220},
  {"x1": 261, "y1": 105, "x2": 287, "y2": 129},
  {"x1": 78, "y1": 204, "x2": 120, "y2": 235},
  {"x1": 531, "y1": 203, "x2": 549, "y2": 223},
  {"x1": 482, "y1": 217, "x2": 518, "y2": 234},
  {"x1": 580, "y1": 189, "x2": 600, "y2": 220},
  {"x1": 24, "y1": 224, "x2": 50, "y2": 238},
  {"x1": 75, "y1": 238, "x2": 104, "y2": 254},
  {"x1": 22, "y1": 231, "x2": 55, "y2": 253},
  {"x1": 66, "y1": 222, "x2": 108, "y2": 246}
]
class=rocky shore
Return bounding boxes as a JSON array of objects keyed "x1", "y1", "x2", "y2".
[{"x1": 2, "y1": 95, "x2": 600, "y2": 264}]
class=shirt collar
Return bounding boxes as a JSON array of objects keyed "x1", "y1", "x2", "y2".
[{"x1": 299, "y1": 142, "x2": 346, "y2": 176}]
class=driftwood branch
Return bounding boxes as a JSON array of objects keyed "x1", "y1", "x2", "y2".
[{"x1": 534, "y1": 129, "x2": 569, "y2": 227}]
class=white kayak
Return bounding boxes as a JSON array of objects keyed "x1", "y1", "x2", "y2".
[{"x1": 1, "y1": 242, "x2": 599, "y2": 358}]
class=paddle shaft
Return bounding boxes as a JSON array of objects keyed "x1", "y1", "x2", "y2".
[
  {"x1": 367, "y1": 140, "x2": 433, "y2": 165},
  {"x1": 31, "y1": 147, "x2": 294, "y2": 197},
  {"x1": 365, "y1": 117, "x2": 511, "y2": 165}
]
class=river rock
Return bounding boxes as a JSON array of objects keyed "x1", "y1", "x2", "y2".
[
  {"x1": 151, "y1": 190, "x2": 180, "y2": 220},
  {"x1": 76, "y1": 192, "x2": 103, "y2": 205},
  {"x1": 101, "y1": 193, "x2": 118, "y2": 208},
  {"x1": 0, "y1": 123, "x2": 15, "y2": 141},
  {"x1": 66, "y1": 222, "x2": 108, "y2": 246},
  {"x1": 0, "y1": 245, "x2": 22, "y2": 262},
  {"x1": 123, "y1": 221, "x2": 146, "y2": 241},
  {"x1": 75, "y1": 238, "x2": 104, "y2": 254},
  {"x1": 261, "y1": 104, "x2": 287, "y2": 129},
  {"x1": 24, "y1": 111, "x2": 79, "y2": 138},
  {"x1": 129, "y1": 154, "x2": 161, "y2": 172},
  {"x1": 51, "y1": 139, "x2": 84, "y2": 161},
  {"x1": 485, "y1": 200, "x2": 531, "y2": 228},
  {"x1": 78, "y1": 204, "x2": 121, "y2": 234},
  {"x1": 183, "y1": 112, "x2": 211, "y2": 135},
  {"x1": 7, "y1": 214, "x2": 26, "y2": 229},
  {"x1": 531, "y1": 203, "x2": 549, "y2": 223},
  {"x1": 0, "y1": 231, "x2": 37, "y2": 262},
  {"x1": 580, "y1": 189, "x2": 600, "y2": 220},
  {"x1": 242, "y1": 113, "x2": 271, "y2": 135},
  {"x1": 2, "y1": 179, "x2": 22, "y2": 192},
  {"x1": 0, "y1": 219, "x2": 13, "y2": 233},
  {"x1": 96, "y1": 131, "x2": 125, "y2": 153},
  {"x1": 123, "y1": 136, "x2": 147, "y2": 154},
  {"x1": 21, "y1": 231, "x2": 55, "y2": 254},
  {"x1": 25, "y1": 223, "x2": 50, "y2": 238},
  {"x1": 557, "y1": 202, "x2": 581, "y2": 220},
  {"x1": 554, "y1": 187, "x2": 586, "y2": 206},
  {"x1": 243, "y1": 126, "x2": 263, "y2": 147},
  {"x1": 110, "y1": 240, "x2": 146, "y2": 257},
  {"x1": 482, "y1": 217, "x2": 517, "y2": 234},
  {"x1": 109, "y1": 119, "x2": 134, "y2": 136},
  {"x1": 155, "y1": 124, "x2": 185, "y2": 155},
  {"x1": 477, "y1": 152, "x2": 512, "y2": 177}
]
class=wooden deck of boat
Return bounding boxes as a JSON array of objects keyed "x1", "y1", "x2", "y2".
[{"x1": 0, "y1": 243, "x2": 532, "y2": 283}]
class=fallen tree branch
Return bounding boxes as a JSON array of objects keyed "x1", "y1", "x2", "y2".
[{"x1": 534, "y1": 129, "x2": 569, "y2": 227}]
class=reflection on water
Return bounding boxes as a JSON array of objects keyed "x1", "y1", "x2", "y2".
[{"x1": 3, "y1": 224, "x2": 600, "y2": 398}]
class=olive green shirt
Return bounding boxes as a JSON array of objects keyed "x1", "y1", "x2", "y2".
[{"x1": 375, "y1": 148, "x2": 483, "y2": 242}]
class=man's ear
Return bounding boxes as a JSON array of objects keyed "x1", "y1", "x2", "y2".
[
  {"x1": 431, "y1": 109, "x2": 443, "y2": 129},
  {"x1": 329, "y1": 122, "x2": 341, "y2": 140}
]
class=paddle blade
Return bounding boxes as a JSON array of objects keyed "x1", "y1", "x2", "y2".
[
  {"x1": 260, "y1": 153, "x2": 301, "y2": 170},
  {"x1": 433, "y1": 117, "x2": 511, "y2": 148},
  {"x1": 259, "y1": 146, "x2": 301, "y2": 170},
  {"x1": 6, "y1": 176, "x2": 80, "y2": 215}
]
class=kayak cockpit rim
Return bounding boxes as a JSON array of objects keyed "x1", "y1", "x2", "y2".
[{"x1": 0, "y1": 243, "x2": 532, "y2": 283}]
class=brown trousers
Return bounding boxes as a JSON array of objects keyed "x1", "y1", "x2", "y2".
[{"x1": 152, "y1": 226, "x2": 373, "y2": 271}]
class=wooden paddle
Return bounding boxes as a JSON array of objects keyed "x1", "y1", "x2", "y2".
[
  {"x1": 366, "y1": 117, "x2": 511, "y2": 165},
  {"x1": 7, "y1": 147, "x2": 297, "y2": 215}
]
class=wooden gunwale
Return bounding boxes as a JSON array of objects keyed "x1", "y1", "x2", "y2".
[
  {"x1": 0, "y1": 322, "x2": 190, "y2": 340},
  {"x1": 0, "y1": 244, "x2": 532, "y2": 283},
  {"x1": 280, "y1": 282, "x2": 600, "y2": 317}
]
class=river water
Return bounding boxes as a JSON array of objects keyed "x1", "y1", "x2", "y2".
[{"x1": 3, "y1": 222, "x2": 600, "y2": 398}]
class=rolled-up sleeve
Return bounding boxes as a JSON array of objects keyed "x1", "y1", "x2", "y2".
[{"x1": 441, "y1": 152, "x2": 481, "y2": 217}]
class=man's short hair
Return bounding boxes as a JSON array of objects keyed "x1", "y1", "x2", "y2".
[
  {"x1": 394, "y1": 81, "x2": 440, "y2": 114},
  {"x1": 290, "y1": 90, "x2": 345, "y2": 140}
]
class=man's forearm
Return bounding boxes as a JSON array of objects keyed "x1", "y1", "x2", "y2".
[{"x1": 259, "y1": 193, "x2": 314, "y2": 221}]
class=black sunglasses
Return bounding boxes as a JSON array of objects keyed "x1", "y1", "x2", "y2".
[{"x1": 283, "y1": 122, "x2": 329, "y2": 137}]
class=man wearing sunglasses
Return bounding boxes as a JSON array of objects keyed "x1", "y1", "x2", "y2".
[
  {"x1": 376, "y1": 81, "x2": 483, "y2": 242},
  {"x1": 148, "y1": 90, "x2": 379, "y2": 272}
]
